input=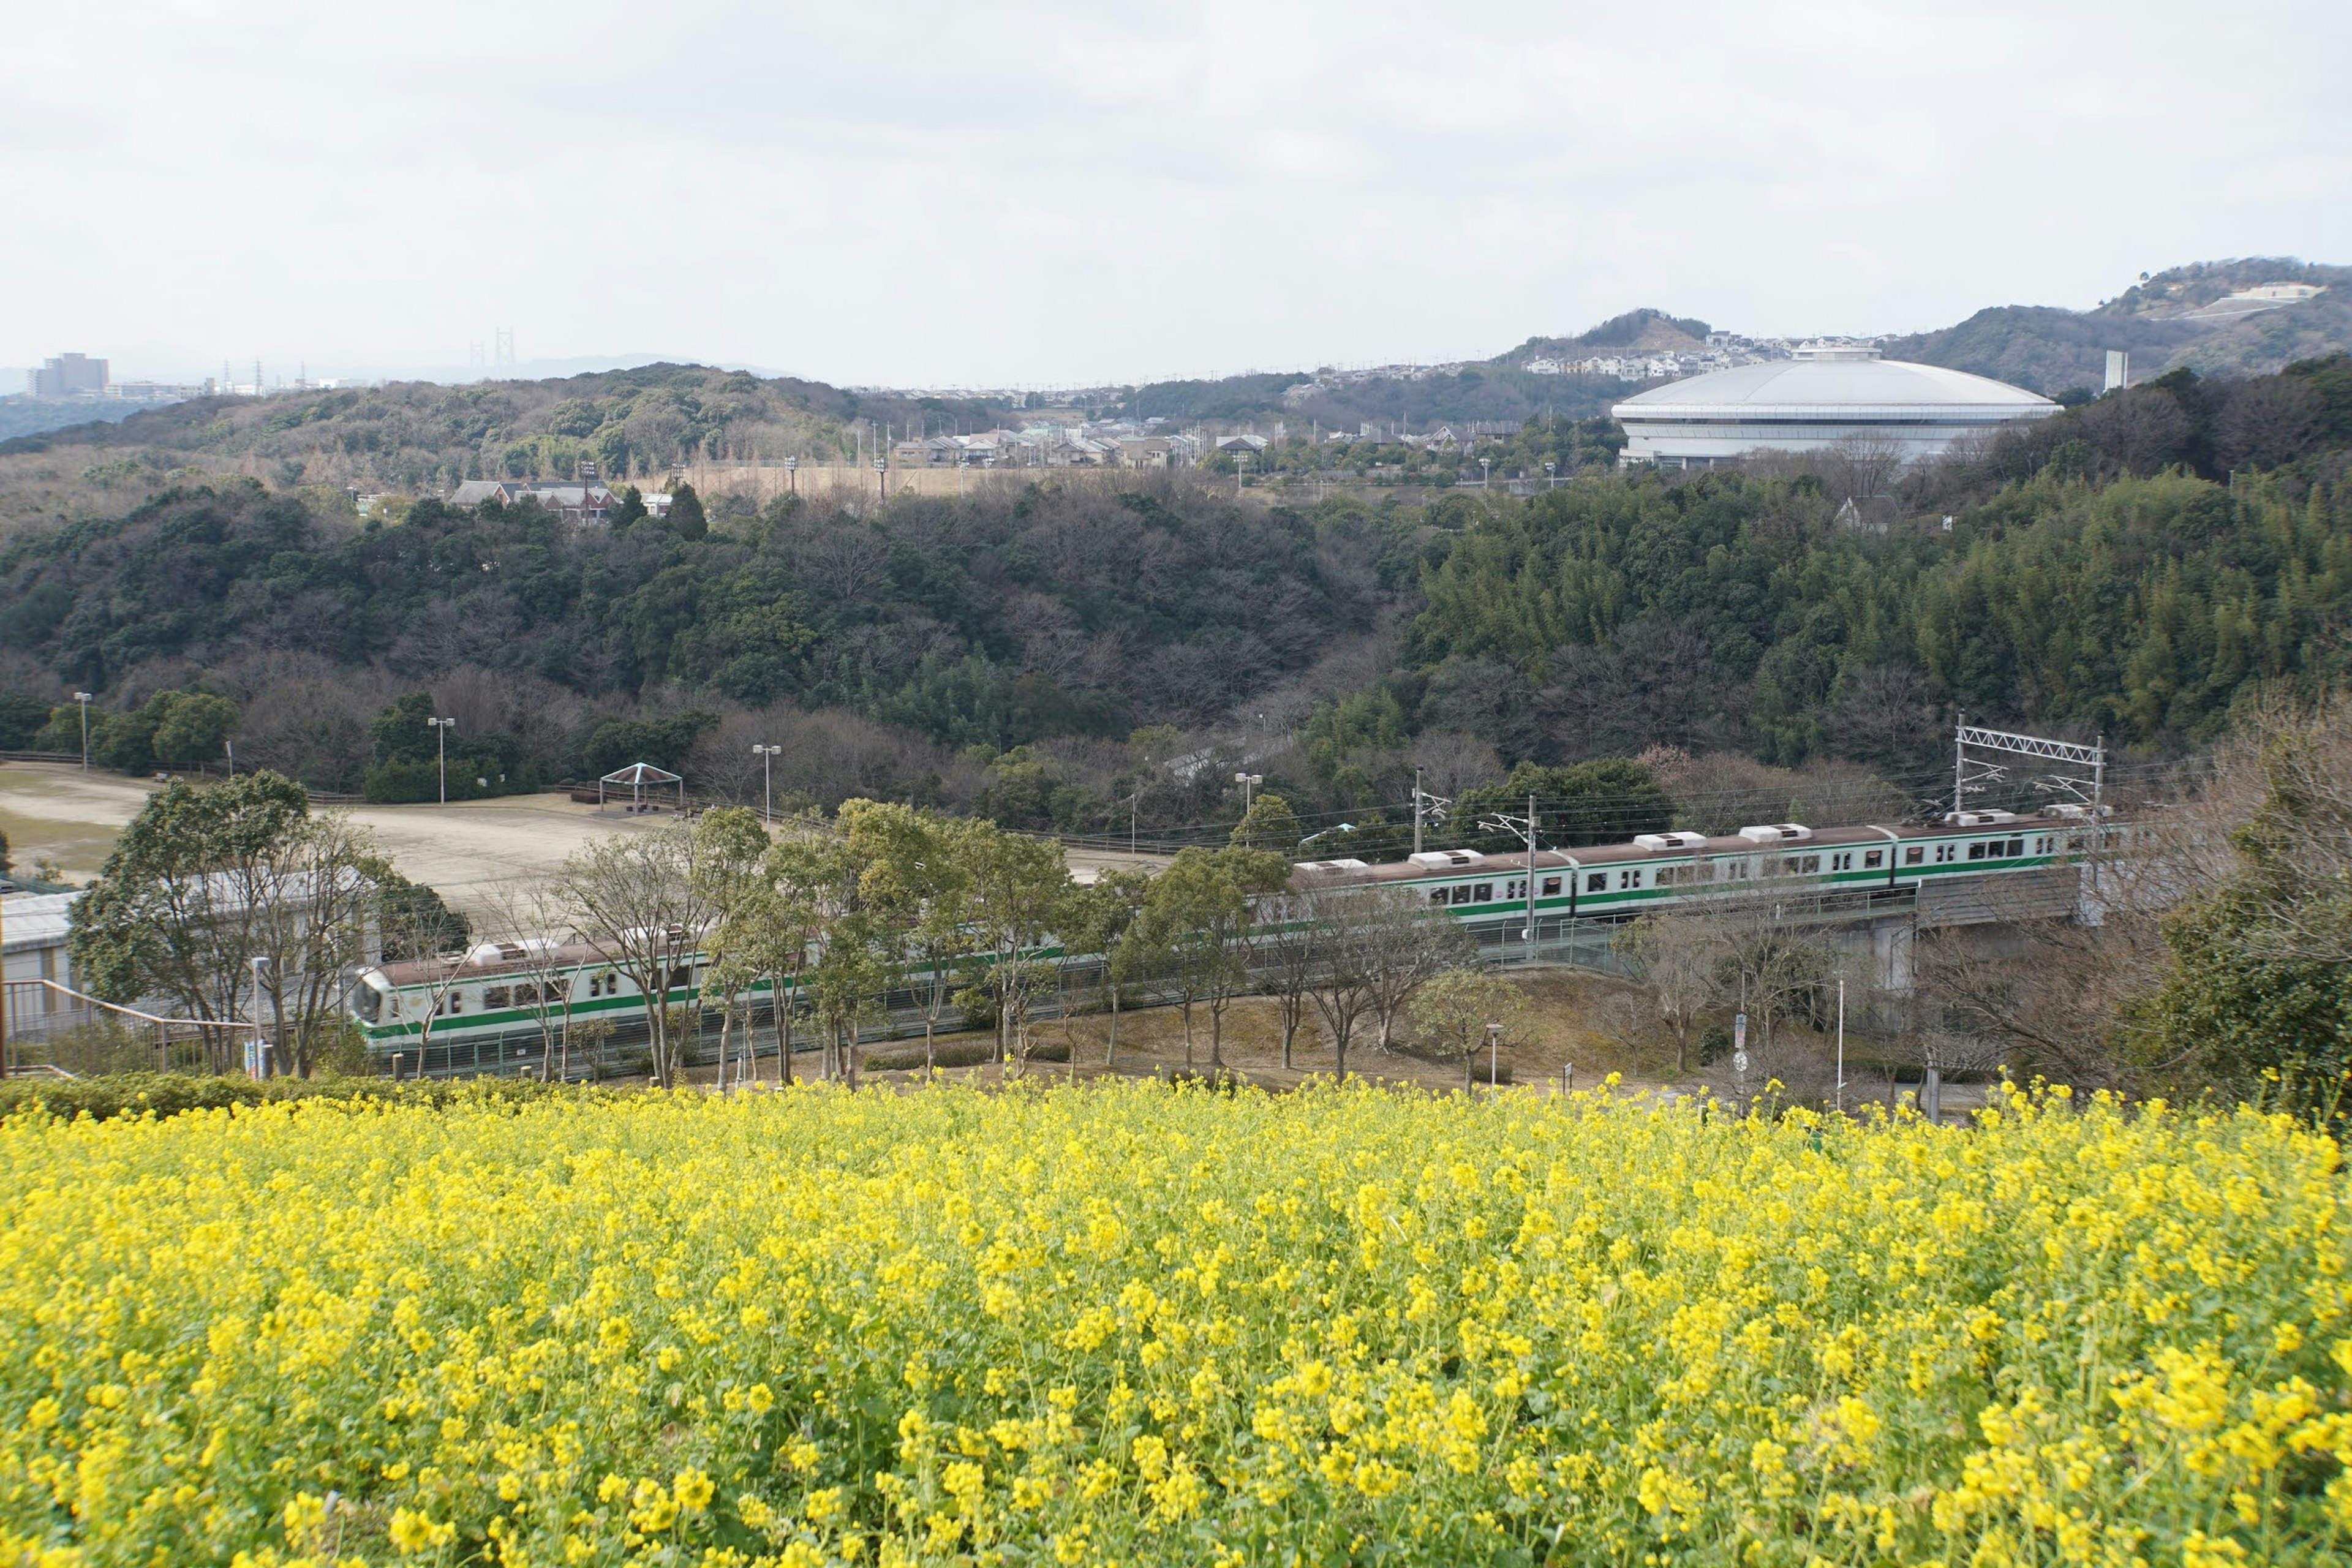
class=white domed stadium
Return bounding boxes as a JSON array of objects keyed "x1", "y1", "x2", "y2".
[{"x1": 1613, "y1": 344, "x2": 2059, "y2": 469}]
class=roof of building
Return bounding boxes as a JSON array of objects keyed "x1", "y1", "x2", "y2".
[
  {"x1": 1614, "y1": 350, "x2": 2056, "y2": 422},
  {"x1": 2, "y1": 892, "x2": 78, "y2": 956}
]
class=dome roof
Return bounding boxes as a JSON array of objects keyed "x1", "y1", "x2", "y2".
[{"x1": 1615, "y1": 351, "x2": 2055, "y2": 421}]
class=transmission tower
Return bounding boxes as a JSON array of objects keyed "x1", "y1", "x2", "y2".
[{"x1": 494, "y1": 328, "x2": 515, "y2": 369}]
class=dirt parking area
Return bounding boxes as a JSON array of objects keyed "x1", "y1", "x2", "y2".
[
  {"x1": 0, "y1": 764, "x2": 675, "y2": 911},
  {"x1": 0, "y1": 764, "x2": 1172, "y2": 919}
]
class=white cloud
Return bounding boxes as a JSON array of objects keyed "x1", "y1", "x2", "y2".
[{"x1": 0, "y1": 0, "x2": 2345, "y2": 385}]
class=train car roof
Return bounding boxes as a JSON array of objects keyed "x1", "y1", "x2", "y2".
[
  {"x1": 368, "y1": 938, "x2": 615, "y2": 990},
  {"x1": 1287, "y1": 815, "x2": 2101, "y2": 892}
]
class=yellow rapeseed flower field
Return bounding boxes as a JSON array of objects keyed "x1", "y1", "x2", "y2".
[{"x1": 0, "y1": 1079, "x2": 2347, "y2": 1567}]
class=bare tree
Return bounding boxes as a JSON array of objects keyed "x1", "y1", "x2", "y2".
[
  {"x1": 1362, "y1": 888, "x2": 1475, "y2": 1054},
  {"x1": 1260, "y1": 891, "x2": 1321, "y2": 1070},
  {"x1": 553, "y1": 824, "x2": 714, "y2": 1088},
  {"x1": 1616, "y1": 909, "x2": 1729, "y2": 1074},
  {"x1": 476, "y1": 880, "x2": 589, "y2": 1082},
  {"x1": 1299, "y1": 888, "x2": 1383, "y2": 1079}
]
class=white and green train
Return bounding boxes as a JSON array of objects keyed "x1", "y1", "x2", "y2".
[{"x1": 346, "y1": 808, "x2": 2117, "y2": 1077}]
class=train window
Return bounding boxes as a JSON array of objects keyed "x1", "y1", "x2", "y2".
[
  {"x1": 1428, "y1": 889, "x2": 1448, "y2": 908},
  {"x1": 1904, "y1": 846, "x2": 1924, "y2": 865},
  {"x1": 483, "y1": 986, "x2": 510, "y2": 1008},
  {"x1": 445, "y1": 991, "x2": 464, "y2": 1015},
  {"x1": 1934, "y1": 845, "x2": 1955, "y2": 864},
  {"x1": 1618, "y1": 869, "x2": 1643, "y2": 889},
  {"x1": 1540, "y1": 876, "x2": 1562, "y2": 897},
  {"x1": 1506, "y1": 879, "x2": 1526, "y2": 899},
  {"x1": 668, "y1": 966, "x2": 692, "y2": 991},
  {"x1": 1864, "y1": 850, "x2": 1883, "y2": 868},
  {"x1": 1830, "y1": 851, "x2": 1853, "y2": 871},
  {"x1": 2066, "y1": 834, "x2": 2085, "y2": 852},
  {"x1": 1586, "y1": 872, "x2": 1607, "y2": 893},
  {"x1": 1472, "y1": 883, "x2": 1494, "y2": 902},
  {"x1": 1449, "y1": 884, "x2": 1471, "y2": 905},
  {"x1": 1654, "y1": 866, "x2": 1676, "y2": 886},
  {"x1": 1967, "y1": 842, "x2": 1986, "y2": 861},
  {"x1": 514, "y1": 983, "x2": 540, "y2": 1006},
  {"x1": 2006, "y1": 837, "x2": 2024, "y2": 856}
]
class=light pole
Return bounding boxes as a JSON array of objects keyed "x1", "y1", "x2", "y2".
[
  {"x1": 1544, "y1": 460, "x2": 1557, "y2": 490},
  {"x1": 1479, "y1": 456, "x2": 1491, "y2": 491},
  {"x1": 1236, "y1": 450, "x2": 1250, "y2": 497},
  {"x1": 426, "y1": 717, "x2": 456, "y2": 805},
  {"x1": 784, "y1": 454, "x2": 797, "y2": 496},
  {"x1": 1834, "y1": 977, "x2": 1846, "y2": 1114},
  {"x1": 1233, "y1": 772, "x2": 1262, "y2": 813},
  {"x1": 73, "y1": 693, "x2": 92, "y2": 769},
  {"x1": 752, "y1": 744, "x2": 781, "y2": 822},
  {"x1": 873, "y1": 453, "x2": 887, "y2": 500},
  {"x1": 1486, "y1": 1020, "x2": 1501, "y2": 1089}
]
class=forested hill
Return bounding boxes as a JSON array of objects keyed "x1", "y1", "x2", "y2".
[
  {"x1": 0, "y1": 363, "x2": 1014, "y2": 494},
  {"x1": 0, "y1": 356, "x2": 2343, "y2": 839}
]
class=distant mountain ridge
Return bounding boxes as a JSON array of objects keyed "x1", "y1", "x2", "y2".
[{"x1": 1882, "y1": 258, "x2": 2352, "y2": 394}]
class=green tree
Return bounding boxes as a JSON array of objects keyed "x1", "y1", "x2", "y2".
[
  {"x1": 0, "y1": 692, "x2": 51, "y2": 749},
  {"x1": 668, "y1": 482, "x2": 708, "y2": 541},
  {"x1": 149, "y1": 692, "x2": 238, "y2": 767},
  {"x1": 691, "y1": 807, "x2": 774, "y2": 1089},
  {"x1": 1231, "y1": 791, "x2": 1305, "y2": 853},
  {"x1": 840, "y1": 800, "x2": 974, "y2": 1076},
  {"x1": 1130, "y1": 845, "x2": 1288, "y2": 1071},
  {"x1": 1068, "y1": 865, "x2": 1152, "y2": 1070},
  {"x1": 68, "y1": 772, "x2": 386, "y2": 1074},
  {"x1": 959, "y1": 819, "x2": 1071, "y2": 1072},
  {"x1": 610, "y1": 485, "x2": 649, "y2": 528},
  {"x1": 1460, "y1": 758, "x2": 1672, "y2": 850},
  {"x1": 1409, "y1": 966, "x2": 1534, "y2": 1090}
]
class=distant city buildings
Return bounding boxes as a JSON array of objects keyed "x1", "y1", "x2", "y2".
[
  {"x1": 28, "y1": 353, "x2": 107, "y2": 398},
  {"x1": 20, "y1": 352, "x2": 209, "y2": 407}
]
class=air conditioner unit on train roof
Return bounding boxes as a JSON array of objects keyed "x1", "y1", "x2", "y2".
[
  {"x1": 1634, "y1": 831, "x2": 1710, "y2": 851},
  {"x1": 1946, "y1": 810, "x2": 2016, "y2": 826},
  {"x1": 1736, "y1": 823, "x2": 1812, "y2": 843},
  {"x1": 1407, "y1": 850, "x2": 1484, "y2": 867},
  {"x1": 1294, "y1": 858, "x2": 1370, "y2": 873}
]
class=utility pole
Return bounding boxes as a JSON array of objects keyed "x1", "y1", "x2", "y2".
[
  {"x1": 1525, "y1": 790, "x2": 1538, "y2": 951},
  {"x1": 1953, "y1": 708, "x2": 1966, "y2": 821},
  {"x1": 428, "y1": 716, "x2": 457, "y2": 804},
  {"x1": 74, "y1": 692, "x2": 92, "y2": 769},
  {"x1": 1412, "y1": 770, "x2": 1452, "y2": 857},
  {"x1": 1476, "y1": 795, "x2": 1542, "y2": 962}
]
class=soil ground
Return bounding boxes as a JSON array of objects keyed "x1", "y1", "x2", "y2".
[
  {"x1": 0, "y1": 762, "x2": 1165, "y2": 915},
  {"x1": 683, "y1": 971, "x2": 1988, "y2": 1118}
]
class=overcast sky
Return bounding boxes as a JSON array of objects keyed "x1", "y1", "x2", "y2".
[{"x1": 4, "y1": 1, "x2": 2347, "y2": 388}]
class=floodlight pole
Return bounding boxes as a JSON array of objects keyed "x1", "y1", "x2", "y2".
[
  {"x1": 74, "y1": 692, "x2": 92, "y2": 769},
  {"x1": 1234, "y1": 772, "x2": 1261, "y2": 812},
  {"x1": 1487, "y1": 1020, "x2": 1501, "y2": 1089},
  {"x1": 428, "y1": 717, "x2": 457, "y2": 804},
  {"x1": 752, "y1": 744, "x2": 781, "y2": 823}
]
